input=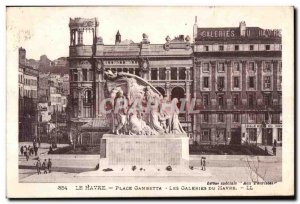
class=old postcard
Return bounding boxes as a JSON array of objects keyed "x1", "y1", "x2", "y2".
[{"x1": 6, "y1": 6, "x2": 294, "y2": 198}]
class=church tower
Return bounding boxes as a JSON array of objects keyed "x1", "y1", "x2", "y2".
[{"x1": 115, "y1": 30, "x2": 121, "y2": 44}]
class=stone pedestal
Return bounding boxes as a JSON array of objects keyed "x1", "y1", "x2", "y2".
[{"x1": 99, "y1": 134, "x2": 189, "y2": 170}]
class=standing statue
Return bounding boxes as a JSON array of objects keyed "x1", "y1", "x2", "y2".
[{"x1": 168, "y1": 98, "x2": 186, "y2": 134}]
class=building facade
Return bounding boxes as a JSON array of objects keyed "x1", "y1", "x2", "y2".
[
  {"x1": 68, "y1": 17, "x2": 282, "y2": 146},
  {"x1": 68, "y1": 18, "x2": 194, "y2": 144},
  {"x1": 193, "y1": 20, "x2": 282, "y2": 145},
  {"x1": 19, "y1": 47, "x2": 39, "y2": 141}
]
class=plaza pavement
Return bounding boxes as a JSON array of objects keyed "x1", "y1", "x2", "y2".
[{"x1": 19, "y1": 143, "x2": 282, "y2": 183}]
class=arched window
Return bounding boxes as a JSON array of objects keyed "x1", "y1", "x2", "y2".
[{"x1": 84, "y1": 90, "x2": 92, "y2": 105}]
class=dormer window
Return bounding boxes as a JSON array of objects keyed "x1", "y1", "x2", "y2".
[
  {"x1": 265, "y1": 45, "x2": 270, "y2": 50},
  {"x1": 204, "y1": 46, "x2": 209, "y2": 51},
  {"x1": 234, "y1": 45, "x2": 239, "y2": 51}
]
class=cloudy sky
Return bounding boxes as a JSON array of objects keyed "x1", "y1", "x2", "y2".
[{"x1": 7, "y1": 6, "x2": 290, "y2": 60}]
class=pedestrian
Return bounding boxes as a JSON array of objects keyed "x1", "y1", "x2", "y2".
[
  {"x1": 34, "y1": 146, "x2": 38, "y2": 156},
  {"x1": 47, "y1": 158, "x2": 52, "y2": 173},
  {"x1": 23, "y1": 145, "x2": 27, "y2": 155},
  {"x1": 25, "y1": 150, "x2": 29, "y2": 161},
  {"x1": 42, "y1": 159, "x2": 47, "y2": 174},
  {"x1": 36, "y1": 158, "x2": 41, "y2": 175},
  {"x1": 33, "y1": 139, "x2": 36, "y2": 148},
  {"x1": 28, "y1": 145, "x2": 31, "y2": 156},
  {"x1": 201, "y1": 157, "x2": 204, "y2": 170},
  {"x1": 274, "y1": 139, "x2": 277, "y2": 147},
  {"x1": 38, "y1": 138, "x2": 41, "y2": 148},
  {"x1": 272, "y1": 146, "x2": 277, "y2": 156},
  {"x1": 49, "y1": 146, "x2": 53, "y2": 154},
  {"x1": 20, "y1": 146, "x2": 24, "y2": 156},
  {"x1": 202, "y1": 157, "x2": 206, "y2": 171}
]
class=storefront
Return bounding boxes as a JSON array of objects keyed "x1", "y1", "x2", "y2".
[{"x1": 241, "y1": 123, "x2": 282, "y2": 145}]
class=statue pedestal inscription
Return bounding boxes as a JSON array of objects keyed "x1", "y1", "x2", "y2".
[{"x1": 99, "y1": 134, "x2": 189, "y2": 169}]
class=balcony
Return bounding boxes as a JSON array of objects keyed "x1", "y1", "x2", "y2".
[{"x1": 69, "y1": 45, "x2": 93, "y2": 57}]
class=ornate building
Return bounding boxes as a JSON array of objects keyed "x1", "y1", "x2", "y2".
[
  {"x1": 68, "y1": 17, "x2": 282, "y2": 146},
  {"x1": 68, "y1": 18, "x2": 194, "y2": 144},
  {"x1": 193, "y1": 19, "x2": 282, "y2": 145}
]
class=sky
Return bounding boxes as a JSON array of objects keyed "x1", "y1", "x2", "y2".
[{"x1": 7, "y1": 6, "x2": 290, "y2": 60}]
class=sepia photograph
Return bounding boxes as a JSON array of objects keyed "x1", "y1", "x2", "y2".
[{"x1": 6, "y1": 6, "x2": 294, "y2": 198}]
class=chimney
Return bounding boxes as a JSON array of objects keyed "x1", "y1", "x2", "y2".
[
  {"x1": 239, "y1": 21, "x2": 246, "y2": 37},
  {"x1": 193, "y1": 16, "x2": 198, "y2": 42}
]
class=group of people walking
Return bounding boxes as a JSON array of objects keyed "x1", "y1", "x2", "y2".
[
  {"x1": 20, "y1": 145, "x2": 39, "y2": 161},
  {"x1": 35, "y1": 158, "x2": 52, "y2": 175}
]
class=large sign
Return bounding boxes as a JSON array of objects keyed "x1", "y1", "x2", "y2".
[
  {"x1": 197, "y1": 28, "x2": 281, "y2": 39},
  {"x1": 243, "y1": 124, "x2": 282, "y2": 128},
  {"x1": 199, "y1": 29, "x2": 237, "y2": 38}
]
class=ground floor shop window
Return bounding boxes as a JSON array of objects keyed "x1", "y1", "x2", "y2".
[
  {"x1": 247, "y1": 128, "x2": 257, "y2": 142},
  {"x1": 201, "y1": 129, "x2": 210, "y2": 141},
  {"x1": 216, "y1": 129, "x2": 226, "y2": 143}
]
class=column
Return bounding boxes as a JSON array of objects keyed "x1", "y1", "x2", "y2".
[
  {"x1": 166, "y1": 67, "x2": 171, "y2": 81},
  {"x1": 256, "y1": 60, "x2": 263, "y2": 105},
  {"x1": 272, "y1": 60, "x2": 278, "y2": 102},
  {"x1": 210, "y1": 61, "x2": 216, "y2": 107},
  {"x1": 226, "y1": 60, "x2": 232, "y2": 106},
  {"x1": 70, "y1": 30, "x2": 73, "y2": 45},
  {"x1": 166, "y1": 82, "x2": 171, "y2": 101},
  {"x1": 241, "y1": 61, "x2": 247, "y2": 105}
]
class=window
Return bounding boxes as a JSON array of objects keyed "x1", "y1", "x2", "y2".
[
  {"x1": 264, "y1": 76, "x2": 272, "y2": 89},
  {"x1": 265, "y1": 45, "x2": 270, "y2": 50},
  {"x1": 171, "y1": 68, "x2": 177, "y2": 80},
  {"x1": 264, "y1": 62, "x2": 272, "y2": 72},
  {"x1": 202, "y1": 63, "x2": 210, "y2": 72},
  {"x1": 218, "y1": 113, "x2": 224, "y2": 122},
  {"x1": 203, "y1": 77, "x2": 210, "y2": 88},
  {"x1": 278, "y1": 129, "x2": 282, "y2": 141},
  {"x1": 159, "y1": 68, "x2": 166, "y2": 80},
  {"x1": 233, "y1": 113, "x2": 239, "y2": 122},
  {"x1": 151, "y1": 69, "x2": 158, "y2": 80},
  {"x1": 278, "y1": 61, "x2": 282, "y2": 73},
  {"x1": 219, "y1": 45, "x2": 224, "y2": 51},
  {"x1": 264, "y1": 112, "x2": 270, "y2": 122},
  {"x1": 249, "y1": 62, "x2": 255, "y2": 71},
  {"x1": 248, "y1": 93, "x2": 255, "y2": 107},
  {"x1": 233, "y1": 62, "x2": 240, "y2": 72},
  {"x1": 248, "y1": 113, "x2": 256, "y2": 122},
  {"x1": 248, "y1": 129, "x2": 257, "y2": 142},
  {"x1": 178, "y1": 68, "x2": 186, "y2": 80},
  {"x1": 232, "y1": 94, "x2": 239, "y2": 106},
  {"x1": 82, "y1": 69, "x2": 88, "y2": 81},
  {"x1": 278, "y1": 94, "x2": 282, "y2": 105},
  {"x1": 218, "y1": 94, "x2": 224, "y2": 106},
  {"x1": 234, "y1": 45, "x2": 239, "y2": 51},
  {"x1": 89, "y1": 70, "x2": 94, "y2": 81},
  {"x1": 249, "y1": 45, "x2": 254, "y2": 50},
  {"x1": 201, "y1": 129, "x2": 210, "y2": 141},
  {"x1": 202, "y1": 94, "x2": 209, "y2": 106},
  {"x1": 217, "y1": 77, "x2": 225, "y2": 91},
  {"x1": 233, "y1": 77, "x2": 240, "y2": 88},
  {"x1": 263, "y1": 94, "x2": 272, "y2": 106},
  {"x1": 203, "y1": 113, "x2": 209, "y2": 123},
  {"x1": 204, "y1": 46, "x2": 209, "y2": 51},
  {"x1": 84, "y1": 90, "x2": 92, "y2": 105},
  {"x1": 73, "y1": 70, "x2": 78, "y2": 81},
  {"x1": 249, "y1": 76, "x2": 255, "y2": 88},
  {"x1": 218, "y1": 63, "x2": 225, "y2": 72}
]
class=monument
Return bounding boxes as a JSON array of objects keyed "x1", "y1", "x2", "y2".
[{"x1": 97, "y1": 71, "x2": 190, "y2": 174}]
